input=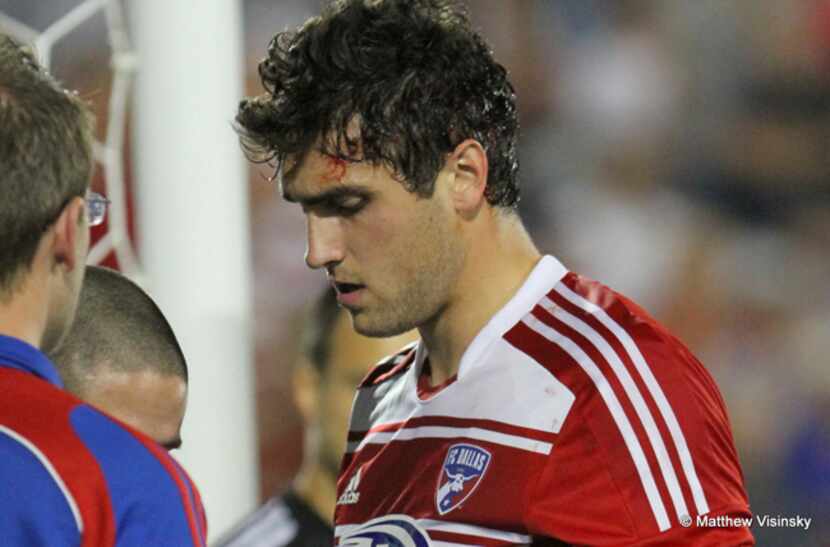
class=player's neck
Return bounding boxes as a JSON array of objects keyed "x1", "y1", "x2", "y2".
[
  {"x1": 294, "y1": 461, "x2": 337, "y2": 524},
  {"x1": 419, "y1": 213, "x2": 540, "y2": 385},
  {"x1": 0, "y1": 276, "x2": 49, "y2": 349}
]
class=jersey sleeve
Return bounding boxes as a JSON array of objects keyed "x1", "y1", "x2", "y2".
[
  {"x1": 524, "y1": 280, "x2": 754, "y2": 545},
  {"x1": 524, "y1": 401, "x2": 754, "y2": 545},
  {"x1": 0, "y1": 427, "x2": 81, "y2": 547},
  {"x1": 69, "y1": 405, "x2": 207, "y2": 546}
]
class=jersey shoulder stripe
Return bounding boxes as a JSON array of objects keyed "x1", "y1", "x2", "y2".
[
  {"x1": 358, "y1": 341, "x2": 418, "y2": 388},
  {"x1": 556, "y1": 273, "x2": 712, "y2": 517},
  {"x1": 504, "y1": 272, "x2": 749, "y2": 539}
]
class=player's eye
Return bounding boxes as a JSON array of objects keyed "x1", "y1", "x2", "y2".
[
  {"x1": 331, "y1": 196, "x2": 367, "y2": 216},
  {"x1": 302, "y1": 193, "x2": 370, "y2": 218}
]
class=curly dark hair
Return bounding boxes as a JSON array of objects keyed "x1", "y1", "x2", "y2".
[{"x1": 236, "y1": 0, "x2": 520, "y2": 208}]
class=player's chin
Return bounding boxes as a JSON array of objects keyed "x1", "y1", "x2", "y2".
[
  {"x1": 351, "y1": 314, "x2": 387, "y2": 338},
  {"x1": 354, "y1": 312, "x2": 413, "y2": 339}
]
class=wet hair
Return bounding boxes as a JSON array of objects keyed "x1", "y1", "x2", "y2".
[
  {"x1": 0, "y1": 34, "x2": 94, "y2": 295},
  {"x1": 300, "y1": 288, "x2": 341, "y2": 374},
  {"x1": 49, "y1": 266, "x2": 188, "y2": 397},
  {"x1": 236, "y1": 0, "x2": 520, "y2": 208}
]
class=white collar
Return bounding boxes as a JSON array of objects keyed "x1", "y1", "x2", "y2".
[{"x1": 413, "y1": 254, "x2": 568, "y2": 379}]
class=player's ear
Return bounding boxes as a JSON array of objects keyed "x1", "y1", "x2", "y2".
[
  {"x1": 50, "y1": 196, "x2": 86, "y2": 272},
  {"x1": 293, "y1": 358, "x2": 321, "y2": 423},
  {"x1": 447, "y1": 139, "x2": 488, "y2": 216}
]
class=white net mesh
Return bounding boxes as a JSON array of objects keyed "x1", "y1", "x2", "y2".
[{"x1": 0, "y1": 0, "x2": 143, "y2": 282}]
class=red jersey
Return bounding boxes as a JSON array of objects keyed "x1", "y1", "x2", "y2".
[{"x1": 334, "y1": 256, "x2": 753, "y2": 546}]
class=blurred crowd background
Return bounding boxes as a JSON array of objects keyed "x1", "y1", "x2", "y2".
[{"x1": 1, "y1": 0, "x2": 828, "y2": 544}]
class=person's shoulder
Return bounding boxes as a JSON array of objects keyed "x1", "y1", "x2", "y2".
[
  {"x1": 554, "y1": 271, "x2": 684, "y2": 349},
  {"x1": 0, "y1": 425, "x2": 85, "y2": 545},
  {"x1": 0, "y1": 373, "x2": 86, "y2": 544},
  {"x1": 0, "y1": 371, "x2": 205, "y2": 545},
  {"x1": 358, "y1": 340, "x2": 419, "y2": 388},
  {"x1": 68, "y1": 405, "x2": 207, "y2": 544},
  {"x1": 503, "y1": 270, "x2": 701, "y2": 402},
  {"x1": 0, "y1": 372, "x2": 170, "y2": 544},
  {"x1": 518, "y1": 272, "x2": 751, "y2": 544},
  {"x1": 281, "y1": 491, "x2": 333, "y2": 545},
  {"x1": 0, "y1": 369, "x2": 99, "y2": 466},
  {"x1": 558, "y1": 271, "x2": 641, "y2": 317},
  {"x1": 68, "y1": 403, "x2": 196, "y2": 496},
  {"x1": 0, "y1": 366, "x2": 81, "y2": 414},
  {"x1": 212, "y1": 494, "x2": 296, "y2": 547},
  {"x1": 214, "y1": 491, "x2": 331, "y2": 547}
]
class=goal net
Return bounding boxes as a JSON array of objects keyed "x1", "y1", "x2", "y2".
[
  {"x1": 1, "y1": 2, "x2": 258, "y2": 539},
  {"x1": 0, "y1": 0, "x2": 142, "y2": 281}
]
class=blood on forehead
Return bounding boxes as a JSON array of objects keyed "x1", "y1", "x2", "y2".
[{"x1": 323, "y1": 155, "x2": 348, "y2": 183}]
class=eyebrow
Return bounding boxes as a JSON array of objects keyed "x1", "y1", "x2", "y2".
[
  {"x1": 161, "y1": 436, "x2": 182, "y2": 451},
  {"x1": 282, "y1": 185, "x2": 372, "y2": 207}
]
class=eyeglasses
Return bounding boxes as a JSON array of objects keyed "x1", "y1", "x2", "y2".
[{"x1": 86, "y1": 191, "x2": 110, "y2": 227}]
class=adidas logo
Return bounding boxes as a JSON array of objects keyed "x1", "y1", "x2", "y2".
[{"x1": 337, "y1": 466, "x2": 362, "y2": 506}]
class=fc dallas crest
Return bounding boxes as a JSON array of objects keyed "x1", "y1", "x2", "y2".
[{"x1": 436, "y1": 443, "x2": 491, "y2": 515}]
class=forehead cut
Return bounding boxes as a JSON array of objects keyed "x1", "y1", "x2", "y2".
[
  {"x1": 280, "y1": 149, "x2": 372, "y2": 204},
  {"x1": 278, "y1": 122, "x2": 367, "y2": 188}
]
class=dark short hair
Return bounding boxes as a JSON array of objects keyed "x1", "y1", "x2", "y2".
[
  {"x1": 49, "y1": 266, "x2": 188, "y2": 396},
  {"x1": 0, "y1": 34, "x2": 95, "y2": 295},
  {"x1": 236, "y1": 0, "x2": 520, "y2": 208},
  {"x1": 299, "y1": 288, "x2": 342, "y2": 375}
]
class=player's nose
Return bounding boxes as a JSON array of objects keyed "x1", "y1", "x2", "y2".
[{"x1": 305, "y1": 214, "x2": 344, "y2": 270}]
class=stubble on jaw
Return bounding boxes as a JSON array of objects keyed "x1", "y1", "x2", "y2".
[{"x1": 350, "y1": 197, "x2": 465, "y2": 339}]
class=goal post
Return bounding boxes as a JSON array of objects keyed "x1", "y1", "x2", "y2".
[
  {"x1": 128, "y1": 0, "x2": 257, "y2": 541},
  {"x1": 1, "y1": 0, "x2": 259, "y2": 539}
]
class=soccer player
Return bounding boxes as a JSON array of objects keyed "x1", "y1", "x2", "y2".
[
  {"x1": 0, "y1": 34, "x2": 206, "y2": 546},
  {"x1": 49, "y1": 266, "x2": 189, "y2": 451},
  {"x1": 216, "y1": 289, "x2": 418, "y2": 546},
  {"x1": 236, "y1": 1, "x2": 754, "y2": 545}
]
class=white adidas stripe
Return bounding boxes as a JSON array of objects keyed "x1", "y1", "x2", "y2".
[
  {"x1": 555, "y1": 283, "x2": 709, "y2": 515},
  {"x1": 347, "y1": 425, "x2": 553, "y2": 455},
  {"x1": 522, "y1": 313, "x2": 672, "y2": 531},
  {"x1": 0, "y1": 425, "x2": 83, "y2": 534},
  {"x1": 539, "y1": 295, "x2": 690, "y2": 522}
]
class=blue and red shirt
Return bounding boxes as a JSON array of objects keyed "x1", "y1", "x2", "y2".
[{"x1": 0, "y1": 334, "x2": 207, "y2": 546}]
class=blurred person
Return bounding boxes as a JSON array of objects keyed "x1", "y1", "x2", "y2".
[
  {"x1": 545, "y1": 0, "x2": 701, "y2": 317},
  {"x1": 49, "y1": 266, "x2": 188, "y2": 451},
  {"x1": 0, "y1": 34, "x2": 206, "y2": 546},
  {"x1": 236, "y1": 1, "x2": 753, "y2": 544},
  {"x1": 688, "y1": 221, "x2": 830, "y2": 546},
  {"x1": 216, "y1": 289, "x2": 418, "y2": 546}
]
